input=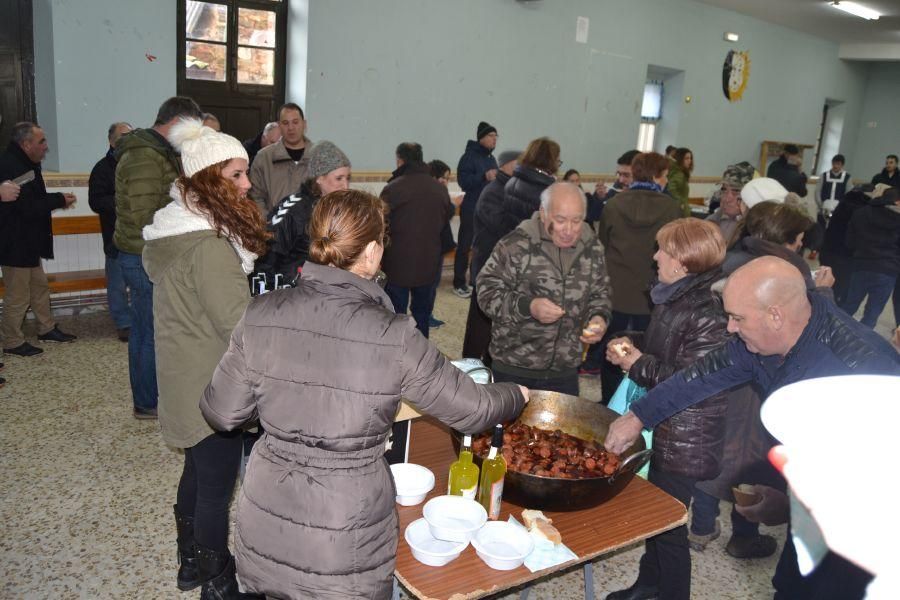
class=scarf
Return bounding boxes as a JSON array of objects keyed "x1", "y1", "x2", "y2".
[
  {"x1": 629, "y1": 181, "x2": 663, "y2": 193},
  {"x1": 142, "y1": 184, "x2": 258, "y2": 274},
  {"x1": 650, "y1": 274, "x2": 696, "y2": 306}
]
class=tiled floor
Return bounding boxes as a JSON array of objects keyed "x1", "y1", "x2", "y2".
[{"x1": 1, "y1": 271, "x2": 894, "y2": 599}]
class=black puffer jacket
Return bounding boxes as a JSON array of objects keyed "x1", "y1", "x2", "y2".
[
  {"x1": 471, "y1": 166, "x2": 554, "y2": 279},
  {"x1": 626, "y1": 268, "x2": 729, "y2": 479},
  {"x1": 846, "y1": 203, "x2": 900, "y2": 275},
  {"x1": 253, "y1": 181, "x2": 317, "y2": 284},
  {"x1": 820, "y1": 188, "x2": 870, "y2": 265}
]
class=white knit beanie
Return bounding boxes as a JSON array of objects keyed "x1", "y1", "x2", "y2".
[
  {"x1": 167, "y1": 118, "x2": 249, "y2": 177},
  {"x1": 741, "y1": 177, "x2": 788, "y2": 209}
]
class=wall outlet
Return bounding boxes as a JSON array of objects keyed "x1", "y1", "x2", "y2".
[{"x1": 867, "y1": 121, "x2": 877, "y2": 128}]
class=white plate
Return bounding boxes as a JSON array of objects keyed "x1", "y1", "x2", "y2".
[
  {"x1": 404, "y1": 518, "x2": 468, "y2": 567},
  {"x1": 390, "y1": 463, "x2": 435, "y2": 506},
  {"x1": 471, "y1": 521, "x2": 534, "y2": 570},
  {"x1": 423, "y1": 495, "x2": 487, "y2": 543}
]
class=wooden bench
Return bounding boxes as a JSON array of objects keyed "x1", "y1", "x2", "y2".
[{"x1": 0, "y1": 215, "x2": 107, "y2": 297}]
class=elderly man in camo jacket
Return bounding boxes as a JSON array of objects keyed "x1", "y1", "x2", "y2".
[{"x1": 477, "y1": 182, "x2": 612, "y2": 396}]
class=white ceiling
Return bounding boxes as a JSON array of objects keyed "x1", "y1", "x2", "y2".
[{"x1": 695, "y1": 0, "x2": 900, "y2": 44}]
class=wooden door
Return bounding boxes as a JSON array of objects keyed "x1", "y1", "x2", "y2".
[
  {"x1": 177, "y1": 0, "x2": 287, "y2": 142},
  {"x1": 0, "y1": 0, "x2": 35, "y2": 145}
]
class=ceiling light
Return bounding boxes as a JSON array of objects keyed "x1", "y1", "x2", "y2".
[
  {"x1": 724, "y1": 32, "x2": 740, "y2": 42},
  {"x1": 830, "y1": 1, "x2": 881, "y2": 20}
]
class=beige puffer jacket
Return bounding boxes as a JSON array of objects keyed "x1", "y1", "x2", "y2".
[{"x1": 200, "y1": 261, "x2": 524, "y2": 599}]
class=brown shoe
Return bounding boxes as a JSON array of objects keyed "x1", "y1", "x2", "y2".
[
  {"x1": 133, "y1": 407, "x2": 158, "y2": 420},
  {"x1": 726, "y1": 534, "x2": 777, "y2": 558}
]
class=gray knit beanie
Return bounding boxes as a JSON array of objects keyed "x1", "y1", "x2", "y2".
[
  {"x1": 497, "y1": 150, "x2": 521, "y2": 168},
  {"x1": 307, "y1": 141, "x2": 351, "y2": 179}
]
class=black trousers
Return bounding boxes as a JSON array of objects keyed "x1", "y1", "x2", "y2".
[
  {"x1": 461, "y1": 286, "x2": 492, "y2": 362},
  {"x1": 453, "y1": 208, "x2": 475, "y2": 289},
  {"x1": 176, "y1": 430, "x2": 243, "y2": 551},
  {"x1": 635, "y1": 466, "x2": 695, "y2": 600},
  {"x1": 493, "y1": 368, "x2": 579, "y2": 396},
  {"x1": 773, "y1": 529, "x2": 871, "y2": 600}
]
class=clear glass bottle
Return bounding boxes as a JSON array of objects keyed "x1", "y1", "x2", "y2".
[
  {"x1": 478, "y1": 425, "x2": 506, "y2": 519},
  {"x1": 448, "y1": 434, "x2": 480, "y2": 499}
]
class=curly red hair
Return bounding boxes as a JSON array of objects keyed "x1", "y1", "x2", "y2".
[{"x1": 175, "y1": 160, "x2": 270, "y2": 255}]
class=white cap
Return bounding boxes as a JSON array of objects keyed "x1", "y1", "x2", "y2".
[
  {"x1": 740, "y1": 177, "x2": 788, "y2": 209},
  {"x1": 168, "y1": 118, "x2": 248, "y2": 177}
]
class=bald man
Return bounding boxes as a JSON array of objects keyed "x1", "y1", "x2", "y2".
[
  {"x1": 477, "y1": 182, "x2": 612, "y2": 396},
  {"x1": 605, "y1": 256, "x2": 899, "y2": 600}
]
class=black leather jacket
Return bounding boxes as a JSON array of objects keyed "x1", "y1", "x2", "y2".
[{"x1": 627, "y1": 268, "x2": 729, "y2": 479}]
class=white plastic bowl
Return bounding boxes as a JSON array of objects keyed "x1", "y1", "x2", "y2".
[
  {"x1": 404, "y1": 518, "x2": 468, "y2": 567},
  {"x1": 390, "y1": 463, "x2": 435, "y2": 506},
  {"x1": 471, "y1": 521, "x2": 535, "y2": 570},
  {"x1": 422, "y1": 495, "x2": 487, "y2": 543}
]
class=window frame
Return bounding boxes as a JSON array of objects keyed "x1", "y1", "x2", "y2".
[{"x1": 176, "y1": 0, "x2": 287, "y2": 100}]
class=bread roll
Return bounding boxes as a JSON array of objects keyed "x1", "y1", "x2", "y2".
[{"x1": 531, "y1": 519, "x2": 562, "y2": 544}]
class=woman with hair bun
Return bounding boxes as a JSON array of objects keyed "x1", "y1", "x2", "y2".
[
  {"x1": 142, "y1": 118, "x2": 269, "y2": 597},
  {"x1": 200, "y1": 189, "x2": 528, "y2": 599}
]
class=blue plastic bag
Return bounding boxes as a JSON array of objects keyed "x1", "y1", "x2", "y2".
[{"x1": 608, "y1": 376, "x2": 652, "y2": 478}]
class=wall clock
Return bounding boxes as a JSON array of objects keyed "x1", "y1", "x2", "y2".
[{"x1": 722, "y1": 50, "x2": 750, "y2": 102}]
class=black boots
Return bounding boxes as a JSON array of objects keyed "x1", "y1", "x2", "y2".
[
  {"x1": 195, "y1": 544, "x2": 263, "y2": 600},
  {"x1": 605, "y1": 582, "x2": 659, "y2": 600},
  {"x1": 173, "y1": 505, "x2": 200, "y2": 591}
]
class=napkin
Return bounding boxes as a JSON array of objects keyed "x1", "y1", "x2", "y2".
[{"x1": 507, "y1": 516, "x2": 577, "y2": 572}]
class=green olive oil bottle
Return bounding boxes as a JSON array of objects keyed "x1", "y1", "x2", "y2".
[
  {"x1": 478, "y1": 425, "x2": 506, "y2": 519},
  {"x1": 448, "y1": 435, "x2": 480, "y2": 499}
]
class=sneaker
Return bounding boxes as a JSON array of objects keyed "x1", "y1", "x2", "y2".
[
  {"x1": 4, "y1": 342, "x2": 44, "y2": 357},
  {"x1": 688, "y1": 519, "x2": 721, "y2": 551},
  {"x1": 578, "y1": 365, "x2": 602, "y2": 376},
  {"x1": 428, "y1": 315, "x2": 445, "y2": 328},
  {"x1": 453, "y1": 286, "x2": 472, "y2": 299},
  {"x1": 133, "y1": 407, "x2": 158, "y2": 420},
  {"x1": 725, "y1": 534, "x2": 777, "y2": 559},
  {"x1": 38, "y1": 326, "x2": 77, "y2": 343},
  {"x1": 117, "y1": 328, "x2": 130, "y2": 343}
]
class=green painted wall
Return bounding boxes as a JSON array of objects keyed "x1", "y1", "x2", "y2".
[
  {"x1": 306, "y1": 0, "x2": 870, "y2": 177},
  {"x1": 33, "y1": 0, "x2": 176, "y2": 172},
  {"x1": 851, "y1": 62, "x2": 900, "y2": 180}
]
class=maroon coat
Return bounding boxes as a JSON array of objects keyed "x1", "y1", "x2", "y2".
[{"x1": 380, "y1": 162, "x2": 454, "y2": 287}]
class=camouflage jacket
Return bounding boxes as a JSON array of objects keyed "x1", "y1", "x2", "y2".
[{"x1": 477, "y1": 213, "x2": 612, "y2": 375}]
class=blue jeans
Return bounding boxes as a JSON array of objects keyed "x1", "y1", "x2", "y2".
[
  {"x1": 840, "y1": 270, "x2": 896, "y2": 328},
  {"x1": 118, "y1": 252, "x2": 158, "y2": 410},
  {"x1": 690, "y1": 487, "x2": 758, "y2": 537},
  {"x1": 105, "y1": 255, "x2": 131, "y2": 329},
  {"x1": 385, "y1": 283, "x2": 434, "y2": 339}
]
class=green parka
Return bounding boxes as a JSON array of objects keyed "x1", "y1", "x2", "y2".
[
  {"x1": 113, "y1": 129, "x2": 181, "y2": 254},
  {"x1": 142, "y1": 193, "x2": 254, "y2": 448}
]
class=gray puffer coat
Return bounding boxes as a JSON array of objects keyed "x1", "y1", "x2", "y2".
[{"x1": 200, "y1": 261, "x2": 524, "y2": 599}]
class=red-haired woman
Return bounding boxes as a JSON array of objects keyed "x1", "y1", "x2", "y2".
[{"x1": 142, "y1": 118, "x2": 269, "y2": 598}]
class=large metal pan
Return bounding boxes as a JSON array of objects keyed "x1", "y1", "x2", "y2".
[{"x1": 453, "y1": 390, "x2": 651, "y2": 511}]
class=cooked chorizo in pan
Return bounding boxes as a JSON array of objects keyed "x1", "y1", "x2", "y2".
[{"x1": 471, "y1": 423, "x2": 621, "y2": 479}]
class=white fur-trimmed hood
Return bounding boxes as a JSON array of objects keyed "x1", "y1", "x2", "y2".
[{"x1": 142, "y1": 184, "x2": 257, "y2": 274}]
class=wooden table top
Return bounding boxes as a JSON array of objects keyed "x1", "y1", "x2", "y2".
[{"x1": 394, "y1": 417, "x2": 688, "y2": 600}]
